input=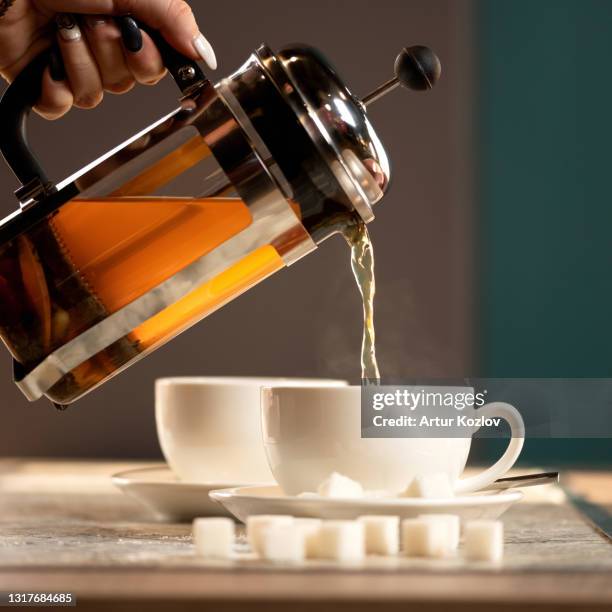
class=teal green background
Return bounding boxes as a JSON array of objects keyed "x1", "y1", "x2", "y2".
[{"x1": 478, "y1": 0, "x2": 612, "y2": 466}]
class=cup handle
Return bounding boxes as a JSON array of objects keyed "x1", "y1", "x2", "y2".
[{"x1": 453, "y1": 402, "x2": 525, "y2": 495}]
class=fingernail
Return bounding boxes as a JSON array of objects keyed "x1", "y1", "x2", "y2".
[
  {"x1": 49, "y1": 47, "x2": 65, "y2": 81},
  {"x1": 84, "y1": 15, "x2": 110, "y2": 28},
  {"x1": 55, "y1": 14, "x2": 82, "y2": 42},
  {"x1": 192, "y1": 33, "x2": 217, "y2": 70},
  {"x1": 117, "y1": 16, "x2": 143, "y2": 53}
]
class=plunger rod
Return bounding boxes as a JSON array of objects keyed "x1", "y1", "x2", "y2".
[
  {"x1": 360, "y1": 45, "x2": 441, "y2": 108},
  {"x1": 362, "y1": 77, "x2": 401, "y2": 107}
]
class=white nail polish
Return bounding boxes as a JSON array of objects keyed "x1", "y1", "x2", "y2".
[
  {"x1": 192, "y1": 33, "x2": 218, "y2": 70},
  {"x1": 56, "y1": 14, "x2": 82, "y2": 42}
]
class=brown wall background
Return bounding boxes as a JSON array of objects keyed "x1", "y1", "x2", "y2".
[{"x1": 0, "y1": 0, "x2": 474, "y2": 457}]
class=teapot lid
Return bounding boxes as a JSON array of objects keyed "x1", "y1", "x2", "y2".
[
  {"x1": 262, "y1": 44, "x2": 441, "y2": 222},
  {"x1": 273, "y1": 45, "x2": 388, "y2": 222}
]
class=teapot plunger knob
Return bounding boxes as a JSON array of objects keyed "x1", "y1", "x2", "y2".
[{"x1": 361, "y1": 45, "x2": 442, "y2": 107}]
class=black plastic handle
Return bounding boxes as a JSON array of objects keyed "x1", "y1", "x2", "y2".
[
  {"x1": 0, "y1": 16, "x2": 207, "y2": 201},
  {"x1": 136, "y1": 19, "x2": 207, "y2": 95},
  {"x1": 0, "y1": 48, "x2": 54, "y2": 195}
]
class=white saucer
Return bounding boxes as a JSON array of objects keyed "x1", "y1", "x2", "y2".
[
  {"x1": 210, "y1": 485, "x2": 524, "y2": 523},
  {"x1": 111, "y1": 466, "x2": 252, "y2": 521}
]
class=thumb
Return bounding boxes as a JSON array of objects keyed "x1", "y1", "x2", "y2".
[{"x1": 126, "y1": 0, "x2": 217, "y2": 69}]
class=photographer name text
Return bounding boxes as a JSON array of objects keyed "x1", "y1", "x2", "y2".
[{"x1": 372, "y1": 414, "x2": 501, "y2": 428}]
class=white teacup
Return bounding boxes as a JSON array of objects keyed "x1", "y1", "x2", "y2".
[
  {"x1": 261, "y1": 385, "x2": 525, "y2": 496},
  {"x1": 156, "y1": 377, "x2": 347, "y2": 483}
]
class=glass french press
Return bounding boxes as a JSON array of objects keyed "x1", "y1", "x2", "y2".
[{"x1": 0, "y1": 20, "x2": 440, "y2": 406}]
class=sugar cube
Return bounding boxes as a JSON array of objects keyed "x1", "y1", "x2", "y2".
[
  {"x1": 401, "y1": 518, "x2": 450, "y2": 558},
  {"x1": 247, "y1": 515, "x2": 294, "y2": 556},
  {"x1": 294, "y1": 518, "x2": 323, "y2": 558},
  {"x1": 262, "y1": 523, "x2": 306, "y2": 563},
  {"x1": 401, "y1": 473, "x2": 454, "y2": 499},
  {"x1": 418, "y1": 514, "x2": 460, "y2": 550},
  {"x1": 464, "y1": 520, "x2": 504, "y2": 562},
  {"x1": 357, "y1": 515, "x2": 400, "y2": 555},
  {"x1": 316, "y1": 520, "x2": 365, "y2": 562},
  {"x1": 192, "y1": 517, "x2": 235, "y2": 559},
  {"x1": 316, "y1": 472, "x2": 364, "y2": 499}
]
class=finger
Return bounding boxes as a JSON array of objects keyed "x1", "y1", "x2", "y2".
[
  {"x1": 0, "y1": 35, "x2": 54, "y2": 83},
  {"x1": 120, "y1": 24, "x2": 166, "y2": 86},
  {"x1": 41, "y1": 0, "x2": 217, "y2": 69},
  {"x1": 83, "y1": 16, "x2": 135, "y2": 93},
  {"x1": 34, "y1": 66, "x2": 74, "y2": 120},
  {"x1": 55, "y1": 14, "x2": 104, "y2": 109},
  {"x1": 145, "y1": 0, "x2": 217, "y2": 70}
]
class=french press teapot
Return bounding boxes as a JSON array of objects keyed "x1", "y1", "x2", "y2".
[{"x1": 0, "y1": 20, "x2": 441, "y2": 406}]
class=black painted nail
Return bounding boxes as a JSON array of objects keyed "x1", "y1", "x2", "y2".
[
  {"x1": 49, "y1": 46, "x2": 65, "y2": 81},
  {"x1": 117, "y1": 16, "x2": 142, "y2": 53}
]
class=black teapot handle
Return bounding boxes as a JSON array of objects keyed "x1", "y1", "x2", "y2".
[{"x1": 0, "y1": 16, "x2": 207, "y2": 203}]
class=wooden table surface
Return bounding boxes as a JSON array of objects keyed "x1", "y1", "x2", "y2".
[{"x1": 0, "y1": 459, "x2": 611, "y2": 612}]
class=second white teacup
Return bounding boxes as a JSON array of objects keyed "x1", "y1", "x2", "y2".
[
  {"x1": 156, "y1": 377, "x2": 346, "y2": 483},
  {"x1": 261, "y1": 385, "x2": 525, "y2": 496}
]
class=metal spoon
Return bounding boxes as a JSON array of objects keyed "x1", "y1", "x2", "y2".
[{"x1": 485, "y1": 471, "x2": 560, "y2": 492}]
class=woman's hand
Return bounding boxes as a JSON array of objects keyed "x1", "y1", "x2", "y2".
[{"x1": 0, "y1": 0, "x2": 217, "y2": 119}]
